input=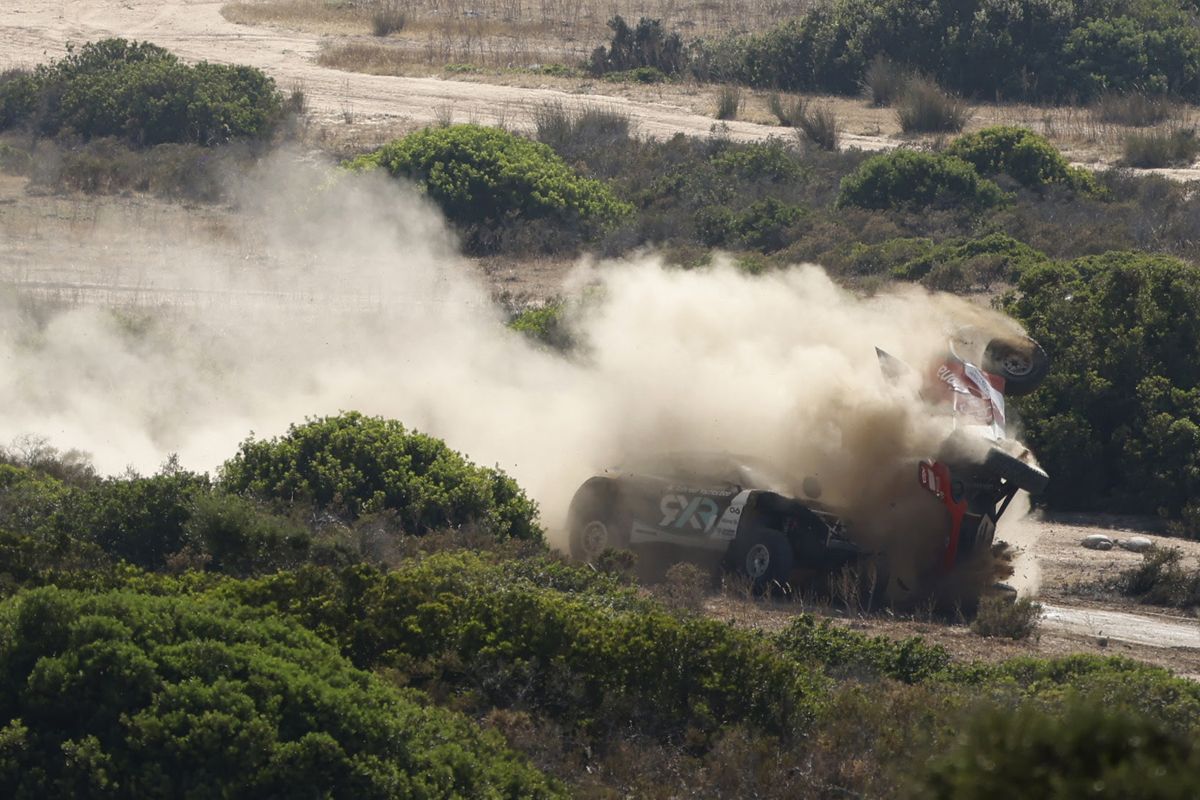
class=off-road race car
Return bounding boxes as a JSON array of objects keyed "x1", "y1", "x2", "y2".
[
  {"x1": 568, "y1": 452, "x2": 862, "y2": 593},
  {"x1": 566, "y1": 328, "x2": 1050, "y2": 604}
]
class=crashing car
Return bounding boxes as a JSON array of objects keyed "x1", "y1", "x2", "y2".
[
  {"x1": 567, "y1": 452, "x2": 861, "y2": 592},
  {"x1": 566, "y1": 327, "x2": 1050, "y2": 604}
]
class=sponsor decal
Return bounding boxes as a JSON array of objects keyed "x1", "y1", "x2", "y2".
[{"x1": 660, "y1": 494, "x2": 721, "y2": 531}]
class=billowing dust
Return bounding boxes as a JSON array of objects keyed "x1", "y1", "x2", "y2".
[{"x1": 0, "y1": 153, "x2": 1032, "y2": 557}]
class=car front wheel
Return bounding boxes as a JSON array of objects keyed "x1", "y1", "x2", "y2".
[{"x1": 734, "y1": 527, "x2": 794, "y2": 594}]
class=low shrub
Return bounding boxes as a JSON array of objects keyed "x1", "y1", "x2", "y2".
[
  {"x1": 349, "y1": 124, "x2": 631, "y2": 253},
  {"x1": 183, "y1": 493, "x2": 313, "y2": 576},
  {"x1": 371, "y1": 0, "x2": 406, "y2": 36},
  {"x1": 1, "y1": 39, "x2": 283, "y2": 145},
  {"x1": 970, "y1": 596, "x2": 1042, "y2": 640},
  {"x1": 862, "y1": 55, "x2": 910, "y2": 107},
  {"x1": 508, "y1": 302, "x2": 574, "y2": 351},
  {"x1": 708, "y1": 139, "x2": 806, "y2": 183},
  {"x1": 1122, "y1": 127, "x2": 1200, "y2": 168},
  {"x1": 885, "y1": 232, "x2": 1049, "y2": 286},
  {"x1": 600, "y1": 66, "x2": 667, "y2": 84},
  {"x1": 770, "y1": 96, "x2": 839, "y2": 151},
  {"x1": 588, "y1": 16, "x2": 686, "y2": 77},
  {"x1": 836, "y1": 150, "x2": 1006, "y2": 213},
  {"x1": 24, "y1": 137, "x2": 231, "y2": 201},
  {"x1": 229, "y1": 554, "x2": 828, "y2": 741},
  {"x1": 777, "y1": 616, "x2": 952, "y2": 683},
  {"x1": 220, "y1": 411, "x2": 542, "y2": 540},
  {"x1": 697, "y1": 198, "x2": 806, "y2": 251},
  {"x1": 1119, "y1": 547, "x2": 1200, "y2": 608},
  {"x1": 0, "y1": 586, "x2": 561, "y2": 797},
  {"x1": 895, "y1": 78, "x2": 971, "y2": 133},
  {"x1": 653, "y1": 562, "x2": 710, "y2": 614},
  {"x1": 945, "y1": 126, "x2": 1101, "y2": 194},
  {"x1": 1090, "y1": 90, "x2": 1178, "y2": 127},
  {"x1": 714, "y1": 85, "x2": 740, "y2": 120},
  {"x1": 916, "y1": 697, "x2": 1200, "y2": 799}
]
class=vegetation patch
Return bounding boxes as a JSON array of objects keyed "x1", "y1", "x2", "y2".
[
  {"x1": 0, "y1": 586, "x2": 560, "y2": 797},
  {"x1": 220, "y1": 411, "x2": 541, "y2": 539},
  {"x1": 1122, "y1": 127, "x2": 1200, "y2": 168},
  {"x1": 348, "y1": 124, "x2": 631, "y2": 254},
  {"x1": 692, "y1": 0, "x2": 1200, "y2": 103},
  {"x1": 945, "y1": 126, "x2": 1101, "y2": 195},
  {"x1": 1006, "y1": 252, "x2": 1200, "y2": 530},
  {"x1": 836, "y1": 150, "x2": 1007, "y2": 213},
  {"x1": 0, "y1": 39, "x2": 283, "y2": 145}
]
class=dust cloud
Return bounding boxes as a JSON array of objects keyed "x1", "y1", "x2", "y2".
[
  {"x1": 0, "y1": 153, "x2": 1028, "y2": 549},
  {"x1": 997, "y1": 491, "x2": 1043, "y2": 597}
]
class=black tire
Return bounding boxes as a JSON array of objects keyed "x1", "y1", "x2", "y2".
[
  {"x1": 984, "y1": 447, "x2": 1050, "y2": 495},
  {"x1": 982, "y1": 337, "x2": 1049, "y2": 397},
  {"x1": 567, "y1": 481, "x2": 626, "y2": 564},
  {"x1": 733, "y1": 527, "x2": 794, "y2": 594}
]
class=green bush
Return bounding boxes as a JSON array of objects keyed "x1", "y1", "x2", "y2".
[
  {"x1": 777, "y1": 616, "x2": 951, "y2": 684},
  {"x1": 588, "y1": 16, "x2": 686, "y2": 77},
  {"x1": 1005, "y1": 252, "x2": 1200, "y2": 527},
  {"x1": 228, "y1": 554, "x2": 827, "y2": 741},
  {"x1": 693, "y1": 0, "x2": 1200, "y2": 103},
  {"x1": 350, "y1": 124, "x2": 631, "y2": 251},
  {"x1": 882, "y1": 232, "x2": 1050, "y2": 285},
  {"x1": 508, "y1": 303, "x2": 574, "y2": 351},
  {"x1": 699, "y1": 198, "x2": 806, "y2": 251},
  {"x1": 708, "y1": 139, "x2": 806, "y2": 183},
  {"x1": 836, "y1": 150, "x2": 1007, "y2": 213},
  {"x1": 894, "y1": 78, "x2": 971, "y2": 133},
  {"x1": 220, "y1": 412, "x2": 542, "y2": 540},
  {"x1": 75, "y1": 468, "x2": 211, "y2": 570},
  {"x1": 945, "y1": 126, "x2": 1101, "y2": 194},
  {"x1": 183, "y1": 493, "x2": 313, "y2": 577},
  {"x1": 0, "y1": 70, "x2": 38, "y2": 131},
  {"x1": 1, "y1": 39, "x2": 283, "y2": 145},
  {"x1": 916, "y1": 697, "x2": 1200, "y2": 799},
  {"x1": 0, "y1": 586, "x2": 560, "y2": 797}
]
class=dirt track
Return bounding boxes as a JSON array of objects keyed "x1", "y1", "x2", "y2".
[
  {"x1": 0, "y1": 0, "x2": 855, "y2": 145},
  {"x1": 6, "y1": 0, "x2": 1200, "y2": 180}
]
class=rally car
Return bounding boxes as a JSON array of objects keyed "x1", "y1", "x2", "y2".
[
  {"x1": 566, "y1": 328, "x2": 1050, "y2": 604},
  {"x1": 567, "y1": 452, "x2": 861, "y2": 592}
]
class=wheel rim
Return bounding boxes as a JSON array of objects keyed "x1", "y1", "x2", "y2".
[
  {"x1": 1000, "y1": 351, "x2": 1033, "y2": 377},
  {"x1": 581, "y1": 520, "x2": 609, "y2": 557},
  {"x1": 745, "y1": 543, "x2": 771, "y2": 579}
]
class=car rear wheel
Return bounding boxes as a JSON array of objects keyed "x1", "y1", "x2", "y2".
[
  {"x1": 568, "y1": 482, "x2": 626, "y2": 564},
  {"x1": 734, "y1": 527, "x2": 794, "y2": 594},
  {"x1": 982, "y1": 337, "x2": 1049, "y2": 397}
]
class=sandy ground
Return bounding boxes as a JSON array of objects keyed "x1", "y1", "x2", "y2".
[
  {"x1": 710, "y1": 513, "x2": 1200, "y2": 677},
  {"x1": 3, "y1": 0, "x2": 1199, "y2": 180}
]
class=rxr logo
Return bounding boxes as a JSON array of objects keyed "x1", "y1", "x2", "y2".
[{"x1": 660, "y1": 494, "x2": 720, "y2": 532}]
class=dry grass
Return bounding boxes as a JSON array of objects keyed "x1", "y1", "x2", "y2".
[
  {"x1": 318, "y1": 41, "x2": 419, "y2": 75},
  {"x1": 226, "y1": 0, "x2": 819, "y2": 69},
  {"x1": 222, "y1": 0, "x2": 371, "y2": 34}
]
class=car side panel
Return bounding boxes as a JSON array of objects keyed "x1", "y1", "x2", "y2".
[{"x1": 628, "y1": 482, "x2": 750, "y2": 552}]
